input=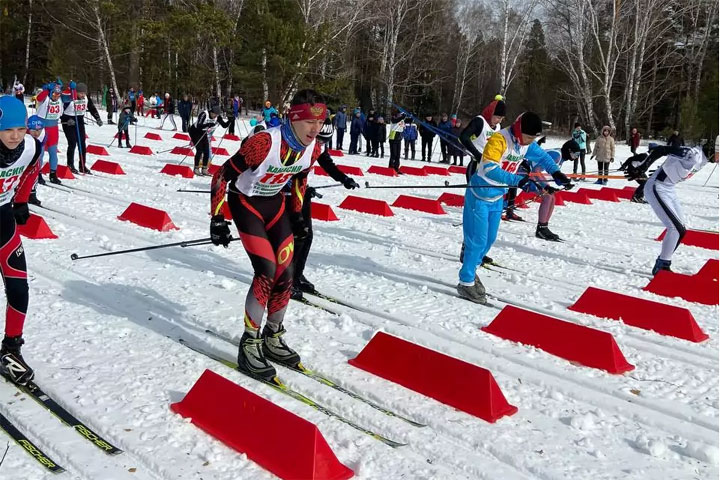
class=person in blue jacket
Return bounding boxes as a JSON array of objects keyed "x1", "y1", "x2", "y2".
[
  {"x1": 437, "y1": 113, "x2": 453, "y2": 163},
  {"x1": 457, "y1": 112, "x2": 573, "y2": 304},
  {"x1": 349, "y1": 108, "x2": 364, "y2": 154},
  {"x1": 403, "y1": 117, "x2": 418, "y2": 160},
  {"x1": 333, "y1": 105, "x2": 347, "y2": 150}
]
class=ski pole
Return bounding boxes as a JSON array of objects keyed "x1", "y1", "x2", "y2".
[
  {"x1": 177, "y1": 189, "x2": 210, "y2": 193},
  {"x1": 71, "y1": 88, "x2": 87, "y2": 172},
  {"x1": 178, "y1": 128, "x2": 210, "y2": 166},
  {"x1": 363, "y1": 181, "x2": 510, "y2": 189},
  {"x1": 70, "y1": 237, "x2": 239, "y2": 261},
  {"x1": 313, "y1": 183, "x2": 344, "y2": 189},
  {"x1": 702, "y1": 163, "x2": 717, "y2": 187}
]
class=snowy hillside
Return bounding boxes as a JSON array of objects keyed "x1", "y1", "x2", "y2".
[{"x1": 1, "y1": 112, "x2": 717, "y2": 480}]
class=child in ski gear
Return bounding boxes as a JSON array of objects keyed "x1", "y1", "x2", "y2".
[
  {"x1": 630, "y1": 144, "x2": 715, "y2": 274},
  {"x1": 571, "y1": 123, "x2": 587, "y2": 178},
  {"x1": 403, "y1": 117, "x2": 418, "y2": 160},
  {"x1": 26, "y1": 116, "x2": 44, "y2": 206},
  {"x1": 117, "y1": 103, "x2": 137, "y2": 148},
  {"x1": 460, "y1": 98, "x2": 506, "y2": 180},
  {"x1": 418, "y1": 114, "x2": 437, "y2": 161},
  {"x1": 457, "y1": 112, "x2": 573, "y2": 304},
  {"x1": 560, "y1": 139, "x2": 582, "y2": 166},
  {"x1": 35, "y1": 82, "x2": 64, "y2": 185},
  {"x1": 0, "y1": 96, "x2": 41, "y2": 386},
  {"x1": 61, "y1": 82, "x2": 102, "y2": 174},
  {"x1": 209, "y1": 89, "x2": 326, "y2": 380},
  {"x1": 591, "y1": 125, "x2": 615, "y2": 184},
  {"x1": 388, "y1": 111, "x2": 405, "y2": 172},
  {"x1": 159, "y1": 93, "x2": 177, "y2": 130},
  {"x1": 189, "y1": 105, "x2": 229, "y2": 176},
  {"x1": 521, "y1": 148, "x2": 567, "y2": 242}
]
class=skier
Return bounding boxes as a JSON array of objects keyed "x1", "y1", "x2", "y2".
[
  {"x1": 26, "y1": 116, "x2": 45, "y2": 207},
  {"x1": 457, "y1": 112, "x2": 573, "y2": 303},
  {"x1": 519, "y1": 147, "x2": 567, "y2": 241},
  {"x1": 288, "y1": 117, "x2": 360, "y2": 300},
  {"x1": 104, "y1": 87, "x2": 117, "y2": 124},
  {"x1": 60, "y1": 82, "x2": 103, "y2": 174},
  {"x1": 189, "y1": 105, "x2": 229, "y2": 176},
  {"x1": 209, "y1": 88, "x2": 326, "y2": 380},
  {"x1": 35, "y1": 81, "x2": 64, "y2": 184},
  {"x1": 623, "y1": 143, "x2": 716, "y2": 274},
  {"x1": 117, "y1": 102, "x2": 137, "y2": 148},
  {"x1": 159, "y1": 93, "x2": 177, "y2": 130},
  {"x1": 459, "y1": 96, "x2": 506, "y2": 181},
  {"x1": 0, "y1": 96, "x2": 41, "y2": 385},
  {"x1": 388, "y1": 110, "x2": 405, "y2": 172},
  {"x1": 178, "y1": 94, "x2": 193, "y2": 133}
]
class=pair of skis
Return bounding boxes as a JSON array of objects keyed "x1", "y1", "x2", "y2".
[{"x1": 0, "y1": 376, "x2": 122, "y2": 473}]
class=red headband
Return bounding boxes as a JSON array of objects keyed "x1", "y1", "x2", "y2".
[{"x1": 288, "y1": 103, "x2": 327, "y2": 121}]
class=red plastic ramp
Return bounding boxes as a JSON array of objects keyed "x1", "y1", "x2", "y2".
[
  {"x1": 695, "y1": 259, "x2": 719, "y2": 281},
  {"x1": 170, "y1": 146, "x2": 194, "y2": 156},
  {"x1": 338, "y1": 195, "x2": 394, "y2": 216},
  {"x1": 367, "y1": 165, "x2": 398, "y2": 177},
  {"x1": 558, "y1": 191, "x2": 592, "y2": 205},
  {"x1": 422, "y1": 165, "x2": 450, "y2": 176},
  {"x1": 656, "y1": 229, "x2": 719, "y2": 250},
  {"x1": 577, "y1": 188, "x2": 619, "y2": 202},
  {"x1": 40, "y1": 164, "x2": 75, "y2": 179},
  {"x1": 160, "y1": 164, "x2": 194, "y2": 178},
  {"x1": 17, "y1": 215, "x2": 57, "y2": 239},
  {"x1": 311, "y1": 202, "x2": 339, "y2": 221},
  {"x1": 349, "y1": 332, "x2": 517, "y2": 422},
  {"x1": 448, "y1": 165, "x2": 467, "y2": 174},
  {"x1": 602, "y1": 187, "x2": 634, "y2": 200},
  {"x1": 129, "y1": 145, "x2": 153, "y2": 155},
  {"x1": 328, "y1": 149, "x2": 344, "y2": 157},
  {"x1": 90, "y1": 160, "x2": 125, "y2": 175},
  {"x1": 118, "y1": 203, "x2": 178, "y2": 231},
  {"x1": 173, "y1": 133, "x2": 191, "y2": 141},
  {"x1": 391, "y1": 195, "x2": 446, "y2": 214},
  {"x1": 569, "y1": 286, "x2": 708, "y2": 342},
  {"x1": 643, "y1": 270, "x2": 718, "y2": 305},
  {"x1": 438, "y1": 192, "x2": 464, "y2": 207},
  {"x1": 144, "y1": 132, "x2": 162, "y2": 141},
  {"x1": 482, "y1": 305, "x2": 634, "y2": 374},
  {"x1": 399, "y1": 166, "x2": 428, "y2": 176},
  {"x1": 223, "y1": 134, "x2": 241, "y2": 141},
  {"x1": 207, "y1": 164, "x2": 221, "y2": 175},
  {"x1": 211, "y1": 147, "x2": 230, "y2": 156},
  {"x1": 171, "y1": 370, "x2": 353, "y2": 480},
  {"x1": 85, "y1": 144, "x2": 109, "y2": 156}
]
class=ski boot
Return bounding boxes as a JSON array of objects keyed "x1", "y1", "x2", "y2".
[
  {"x1": 68, "y1": 165, "x2": 79, "y2": 175},
  {"x1": 594, "y1": 179, "x2": 603, "y2": 185},
  {"x1": 37, "y1": 173, "x2": 46, "y2": 185},
  {"x1": 652, "y1": 258, "x2": 672, "y2": 276},
  {"x1": 0, "y1": 336, "x2": 34, "y2": 386},
  {"x1": 193, "y1": 167, "x2": 201, "y2": 176},
  {"x1": 237, "y1": 331, "x2": 276, "y2": 380},
  {"x1": 295, "y1": 275, "x2": 315, "y2": 293},
  {"x1": 536, "y1": 223, "x2": 561, "y2": 241},
  {"x1": 49, "y1": 171, "x2": 62, "y2": 185},
  {"x1": 631, "y1": 196, "x2": 647, "y2": 204},
  {"x1": 201, "y1": 167, "x2": 209, "y2": 176},
  {"x1": 503, "y1": 210, "x2": 524, "y2": 222},
  {"x1": 126, "y1": 142, "x2": 132, "y2": 148},
  {"x1": 482, "y1": 255, "x2": 493, "y2": 266},
  {"x1": 28, "y1": 192, "x2": 41, "y2": 207},
  {"x1": 261, "y1": 325, "x2": 302, "y2": 369},
  {"x1": 290, "y1": 287, "x2": 304, "y2": 301},
  {"x1": 456, "y1": 279, "x2": 487, "y2": 304}
]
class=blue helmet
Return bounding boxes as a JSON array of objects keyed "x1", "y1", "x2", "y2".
[
  {"x1": 27, "y1": 115, "x2": 44, "y2": 131},
  {"x1": 0, "y1": 96, "x2": 27, "y2": 130}
]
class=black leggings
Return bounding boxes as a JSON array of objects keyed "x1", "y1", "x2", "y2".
[
  {"x1": 389, "y1": 139, "x2": 402, "y2": 171},
  {"x1": 421, "y1": 137, "x2": 433, "y2": 161},
  {"x1": 189, "y1": 127, "x2": 211, "y2": 167},
  {"x1": 228, "y1": 193, "x2": 294, "y2": 333},
  {"x1": 506, "y1": 187, "x2": 518, "y2": 213},
  {"x1": 61, "y1": 116, "x2": 87, "y2": 170},
  {"x1": 573, "y1": 151, "x2": 586, "y2": 175},
  {"x1": 597, "y1": 161, "x2": 609, "y2": 177},
  {"x1": 0, "y1": 204, "x2": 28, "y2": 338}
]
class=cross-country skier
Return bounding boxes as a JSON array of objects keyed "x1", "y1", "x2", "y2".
[
  {"x1": 0, "y1": 96, "x2": 41, "y2": 385},
  {"x1": 26, "y1": 116, "x2": 44, "y2": 207},
  {"x1": 60, "y1": 82, "x2": 103, "y2": 174},
  {"x1": 35, "y1": 81, "x2": 64, "y2": 185},
  {"x1": 209, "y1": 88, "x2": 326, "y2": 380},
  {"x1": 457, "y1": 112, "x2": 573, "y2": 303},
  {"x1": 117, "y1": 102, "x2": 137, "y2": 148},
  {"x1": 189, "y1": 105, "x2": 229, "y2": 176},
  {"x1": 622, "y1": 143, "x2": 716, "y2": 274}
]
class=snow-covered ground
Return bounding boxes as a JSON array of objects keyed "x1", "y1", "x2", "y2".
[{"x1": 1, "y1": 111, "x2": 717, "y2": 480}]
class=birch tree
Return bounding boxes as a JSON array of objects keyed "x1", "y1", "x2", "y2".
[{"x1": 495, "y1": 0, "x2": 540, "y2": 94}]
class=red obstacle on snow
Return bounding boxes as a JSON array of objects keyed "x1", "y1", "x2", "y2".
[
  {"x1": 328, "y1": 149, "x2": 344, "y2": 157},
  {"x1": 602, "y1": 187, "x2": 634, "y2": 200},
  {"x1": 40, "y1": 164, "x2": 75, "y2": 179},
  {"x1": 211, "y1": 147, "x2": 230, "y2": 156},
  {"x1": 399, "y1": 166, "x2": 428, "y2": 176},
  {"x1": 160, "y1": 164, "x2": 194, "y2": 178},
  {"x1": 118, "y1": 203, "x2": 178, "y2": 231},
  {"x1": 366, "y1": 165, "x2": 398, "y2": 177},
  {"x1": 391, "y1": 195, "x2": 446, "y2": 215},
  {"x1": 656, "y1": 229, "x2": 719, "y2": 250},
  {"x1": 85, "y1": 144, "x2": 109, "y2": 156},
  {"x1": 558, "y1": 190, "x2": 592, "y2": 205},
  {"x1": 695, "y1": 259, "x2": 719, "y2": 281},
  {"x1": 173, "y1": 133, "x2": 191, "y2": 141},
  {"x1": 568, "y1": 286, "x2": 708, "y2": 342},
  {"x1": 90, "y1": 160, "x2": 125, "y2": 175},
  {"x1": 207, "y1": 164, "x2": 221, "y2": 175},
  {"x1": 513, "y1": 192, "x2": 536, "y2": 208},
  {"x1": 170, "y1": 146, "x2": 194, "y2": 156},
  {"x1": 17, "y1": 215, "x2": 57, "y2": 240},
  {"x1": 482, "y1": 305, "x2": 635, "y2": 374},
  {"x1": 438, "y1": 192, "x2": 464, "y2": 207},
  {"x1": 349, "y1": 332, "x2": 517, "y2": 422},
  {"x1": 576, "y1": 188, "x2": 619, "y2": 202},
  {"x1": 311, "y1": 202, "x2": 339, "y2": 221},
  {"x1": 223, "y1": 134, "x2": 241, "y2": 141},
  {"x1": 315, "y1": 165, "x2": 364, "y2": 176},
  {"x1": 338, "y1": 195, "x2": 394, "y2": 216},
  {"x1": 422, "y1": 165, "x2": 450, "y2": 176},
  {"x1": 171, "y1": 370, "x2": 353, "y2": 480},
  {"x1": 129, "y1": 145, "x2": 153, "y2": 155},
  {"x1": 144, "y1": 132, "x2": 163, "y2": 141},
  {"x1": 448, "y1": 165, "x2": 467, "y2": 174},
  {"x1": 643, "y1": 270, "x2": 718, "y2": 305}
]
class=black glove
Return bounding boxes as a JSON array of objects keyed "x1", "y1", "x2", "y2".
[
  {"x1": 551, "y1": 170, "x2": 571, "y2": 186},
  {"x1": 210, "y1": 214, "x2": 232, "y2": 247},
  {"x1": 290, "y1": 213, "x2": 310, "y2": 239},
  {"x1": 343, "y1": 177, "x2": 360, "y2": 189},
  {"x1": 537, "y1": 136, "x2": 547, "y2": 145},
  {"x1": 306, "y1": 186, "x2": 321, "y2": 199},
  {"x1": 96, "y1": 118, "x2": 103, "y2": 127},
  {"x1": 66, "y1": 118, "x2": 76, "y2": 127},
  {"x1": 13, "y1": 203, "x2": 30, "y2": 225}
]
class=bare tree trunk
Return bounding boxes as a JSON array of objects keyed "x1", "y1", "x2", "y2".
[
  {"x1": 261, "y1": 47, "x2": 269, "y2": 102},
  {"x1": 23, "y1": 0, "x2": 32, "y2": 85},
  {"x1": 93, "y1": 2, "x2": 118, "y2": 95},
  {"x1": 212, "y1": 44, "x2": 221, "y2": 98}
]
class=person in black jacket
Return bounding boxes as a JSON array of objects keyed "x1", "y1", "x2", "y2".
[
  {"x1": 178, "y1": 95, "x2": 193, "y2": 133},
  {"x1": 418, "y1": 114, "x2": 437, "y2": 161},
  {"x1": 189, "y1": 105, "x2": 229, "y2": 175},
  {"x1": 61, "y1": 81, "x2": 103, "y2": 174},
  {"x1": 363, "y1": 108, "x2": 375, "y2": 155},
  {"x1": 560, "y1": 139, "x2": 582, "y2": 165},
  {"x1": 373, "y1": 116, "x2": 386, "y2": 158},
  {"x1": 667, "y1": 130, "x2": 684, "y2": 148},
  {"x1": 159, "y1": 93, "x2": 177, "y2": 130}
]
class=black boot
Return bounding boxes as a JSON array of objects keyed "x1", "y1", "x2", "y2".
[
  {"x1": 536, "y1": 223, "x2": 561, "y2": 242},
  {"x1": 37, "y1": 173, "x2": 46, "y2": 185},
  {"x1": 290, "y1": 287, "x2": 303, "y2": 301},
  {"x1": 237, "y1": 331, "x2": 276, "y2": 380},
  {"x1": 261, "y1": 325, "x2": 302, "y2": 369},
  {"x1": 68, "y1": 164, "x2": 79, "y2": 174},
  {"x1": 28, "y1": 192, "x2": 41, "y2": 207},
  {"x1": 296, "y1": 275, "x2": 315, "y2": 293},
  {"x1": 49, "y1": 171, "x2": 62, "y2": 185},
  {"x1": 0, "y1": 336, "x2": 34, "y2": 386}
]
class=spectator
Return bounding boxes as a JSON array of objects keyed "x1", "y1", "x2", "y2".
[
  {"x1": 154, "y1": 92, "x2": 163, "y2": 119},
  {"x1": 159, "y1": 93, "x2": 177, "y2": 130},
  {"x1": 262, "y1": 100, "x2": 278, "y2": 123},
  {"x1": 363, "y1": 108, "x2": 375, "y2": 155},
  {"x1": 403, "y1": 117, "x2": 418, "y2": 160},
  {"x1": 591, "y1": 125, "x2": 615, "y2": 185},
  {"x1": 178, "y1": 94, "x2": 193, "y2": 132},
  {"x1": 629, "y1": 127, "x2": 641, "y2": 154},
  {"x1": 13, "y1": 82, "x2": 25, "y2": 103},
  {"x1": 571, "y1": 122, "x2": 587, "y2": 179},
  {"x1": 438, "y1": 113, "x2": 452, "y2": 163},
  {"x1": 418, "y1": 114, "x2": 436, "y2": 162},
  {"x1": 105, "y1": 87, "x2": 118, "y2": 124},
  {"x1": 449, "y1": 119, "x2": 465, "y2": 166},
  {"x1": 388, "y1": 110, "x2": 405, "y2": 172},
  {"x1": 667, "y1": 130, "x2": 684, "y2": 148},
  {"x1": 334, "y1": 105, "x2": 347, "y2": 150},
  {"x1": 137, "y1": 90, "x2": 145, "y2": 115},
  {"x1": 373, "y1": 116, "x2": 386, "y2": 158},
  {"x1": 349, "y1": 108, "x2": 363, "y2": 154},
  {"x1": 560, "y1": 139, "x2": 582, "y2": 166},
  {"x1": 128, "y1": 87, "x2": 137, "y2": 113},
  {"x1": 450, "y1": 113, "x2": 458, "y2": 127}
]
